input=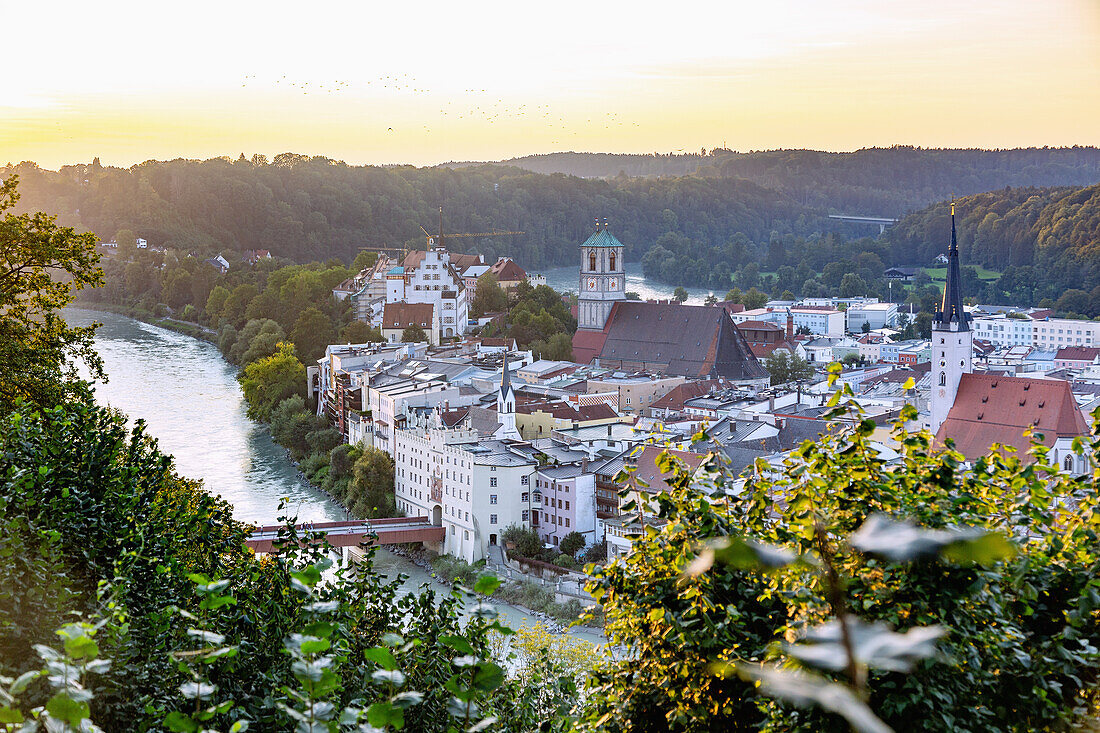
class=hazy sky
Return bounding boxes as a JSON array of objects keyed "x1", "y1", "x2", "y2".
[{"x1": 3, "y1": 0, "x2": 1098, "y2": 169}]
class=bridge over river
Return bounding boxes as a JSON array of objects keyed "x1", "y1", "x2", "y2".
[{"x1": 246, "y1": 516, "x2": 444, "y2": 554}]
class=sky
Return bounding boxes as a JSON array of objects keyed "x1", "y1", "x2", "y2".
[{"x1": 3, "y1": 0, "x2": 1099, "y2": 169}]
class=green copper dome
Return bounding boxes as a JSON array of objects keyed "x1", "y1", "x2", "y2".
[{"x1": 580, "y1": 229, "x2": 623, "y2": 248}]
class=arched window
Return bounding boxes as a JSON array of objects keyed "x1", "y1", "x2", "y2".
[
  {"x1": 939, "y1": 372, "x2": 946, "y2": 386},
  {"x1": 1064, "y1": 455, "x2": 1074, "y2": 471},
  {"x1": 588, "y1": 251, "x2": 596, "y2": 271},
  {"x1": 609, "y1": 251, "x2": 617, "y2": 271}
]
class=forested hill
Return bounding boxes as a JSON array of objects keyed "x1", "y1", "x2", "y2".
[
  {"x1": 484, "y1": 147, "x2": 1100, "y2": 216},
  {"x1": 2, "y1": 156, "x2": 818, "y2": 269},
  {"x1": 885, "y1": 182, "x2": 1100, "y2": 301}
]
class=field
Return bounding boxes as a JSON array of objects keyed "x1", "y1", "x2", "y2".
[{"x1": 924, "y1": 266, "x2": 1002, "y2": 281}]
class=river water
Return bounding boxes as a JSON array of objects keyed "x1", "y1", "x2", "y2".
[
  {"x1": 539, "y1": 262, "x2": 716, "y2": 304},
  {"x1": 65, "y1": 307, "x2": 603, "y2": 644}
]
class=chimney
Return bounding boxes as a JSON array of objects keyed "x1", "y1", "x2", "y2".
[
  {"x1": 768, "y1": 394, "x2": 775, "y2": 412},
  {"x1": 786, "y1": 311, "x2": 794, "y2": 341},
  {"x1": 581, "y1": 455, "x2": 589, "y2": 473}
]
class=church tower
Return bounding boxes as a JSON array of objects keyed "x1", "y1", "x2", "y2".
[
  {"x1": 494, "y1": 351, "x2": 520, "y2": 440},
  {"x1": 930, "y1": 201, "x2": 973, "y2": 434},
  {"x1": 576, "y1": 218, "x2": 626, "y2": 331}
]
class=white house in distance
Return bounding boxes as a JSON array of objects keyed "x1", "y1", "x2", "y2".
[
  {"x1": 381, "y1": 302, "x2": 438, "y2": 345},
  {"x1": 385, "y1": 248, "x2": 471, "y2": 339}
]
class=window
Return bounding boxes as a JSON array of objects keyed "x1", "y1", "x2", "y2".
[
  {"x1": 522, "y1": 510, "x2": 529, "y2": 522},
  {"x1": 521, "y1": 492, "x2": 529, "y2": 502},
  {"x1": 565, "y1": 518, "x2": 570, "y2": 527},
  {"x1": 588, "y1": 251, "x2": 596, "y2": 271},
  {"x1": 451, "y1": 526, "x2": 455, "y2": 535},
  {"x1": 565, "y1": 500, "x2": 570, "y2": 510},
  {"x1": 1064, "y1": 455, "x2": 1074, "y2": 471},
  {"x1": 609, "y1": 251, "x2": 616, "y2": 270},
  {"x1": 490, "y1": 477, "x2": 497, "y2": 487},
  {"x1": 464, "y1": 530, "x2": 469, "y2": 539},
  {"x1": 490, "y1": 514, "x2": 498, "y2": 525},
  {"x1": 490, "y1": 494, "x2": 497, "y2": 505},
  {"x1": 939, "y1": 372, "x2": 946, "y2": 386},
  {"x1": 521, "y1": 475, "x2": 529, "y2": 485}
]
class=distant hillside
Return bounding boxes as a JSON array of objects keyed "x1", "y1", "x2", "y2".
[
  {"x1": 886, "y1": 182, "x2": 1100, "y2": 304},
  {"x1": 485, "y1": 147, "x2": 1100, "y2": 218}
]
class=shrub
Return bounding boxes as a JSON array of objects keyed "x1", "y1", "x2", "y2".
[
  {"x1": 502, "y1": 525, "x2": 543, "y2": 559},
  {"x1": 559, "y1": 531, "x2": 586, "y2": 558}
]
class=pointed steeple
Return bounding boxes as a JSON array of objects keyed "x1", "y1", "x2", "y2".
[
  {"x1": 500, "y1": 351, "x2": 512, "y2": 398},
  {"x1": 935, "y1": 201, "x2": 968, "y2": 332},
  {"x1": 495, "y1": 351, "x2": 519, "y2": 440}
]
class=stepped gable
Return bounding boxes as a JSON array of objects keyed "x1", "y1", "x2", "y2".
[
  {"x1": 580, "y1": 301, "x2": 767, "y2": 380},
  {"x1": 934, "y1": 373, "x2": 1088, "y2": 460}
]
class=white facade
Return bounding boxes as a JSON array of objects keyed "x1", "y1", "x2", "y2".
[
  {"x1": 972, "y1": 315, "x2": 1034, "y2": 347},
  {"x1": 393, "y1": 428, "x2": 537, "y2": 563},
  {"x1": 846, "y1": 302, "x2": 898, "y2": 333},
  {"x1": 931, "y1": 327, "x2": 973, "y2": 434},
  {"x1": 385, "y1": 249, "x2": 470, "y2": 337},
  {"x1": 1032, "y1": 319, "x2": 1100, "y2": 349},
  {"x1": 731, "y1": 307, "x2": 843, "y2": 337}
]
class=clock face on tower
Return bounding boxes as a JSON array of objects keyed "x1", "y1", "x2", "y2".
[
  {"x1": 608, "y1": 278, "x2": 618, "y2": 290},
  {"x1": 586, "y1": 278, "x2": 598, "y2": 290}
]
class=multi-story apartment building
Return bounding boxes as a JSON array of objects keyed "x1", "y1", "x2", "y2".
[
  {"x1": 1031, "y1": 318, "x2": 1100, "y2": 350},
  {"x1": 846, "y1": 302, "x2": 898, "y2": 333},
  {"x1": 393, "y1": 427, "x2": 538, "y2": 562},
  {"x1": 971, "y1": 314, "x2": 1035, "y2": 347},
  {"x1": 533, "y1": 465, "x2": 597, "y2": 550},
  {"x1": 731, "y1": 306, "x2": 844, "y2": 337}
]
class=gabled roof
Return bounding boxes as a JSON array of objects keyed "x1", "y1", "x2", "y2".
[
  {"x1": 935, "y1": 373, "x2": 1088, "y2": 461},
  {"x1": 1055, "y1": 346, "x2": 1100, "y2": 362},
  {"x1": 576, "y1": 301, "x2": 768, "y2": 381},
  {"x1": 451, "y1": 252, "x2": 484, "y2": 270},
  {"x1": 382, "y1": 302, "x2": 434, "y2": 329},
  {"x1": 489, "y1": 258, "x2": 527, "y2": 281}
]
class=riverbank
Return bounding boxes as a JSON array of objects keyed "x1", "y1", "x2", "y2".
[{"x1": 74, "y1": 300, "x2": 216, "y2": 342}]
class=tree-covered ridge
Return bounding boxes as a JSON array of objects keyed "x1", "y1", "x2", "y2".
[
  {"x1": 886, "y1": 182, "x2": 1100, "y2": 306},
  {"x1": 484, "y1": 147, "x2": 1100, "y2": 215},
  {"x1": 2, "y1": 157, "x2": 817, "y2": 271}
]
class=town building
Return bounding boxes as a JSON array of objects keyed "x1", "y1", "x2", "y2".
[
  {"x1": 383, "y1": 248, "x2": 470, "y2": 339},
  {"x1": 381, "y1": 302, "x2": 438, "y2": 345},
  {"x1": 571, "y1": 222, "x2": 767, "y2": 384},
  {"x1": 846, "y1": 302, "x2": 899, "y2": 333},
  {"x1": 583, "y1": 374, "x2": 687, "y2": 414},
  {"x1": 487, "y1": 257, "x2": 528, "y2": 289}
]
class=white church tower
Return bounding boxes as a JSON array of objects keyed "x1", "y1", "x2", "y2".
[
  {"x1": 494, "y1": 351, "x2": 520, "y2": 440},
  {"x1": 576, "y1": 218, "x2": 626, "y2": 331},
  {"x1": 930, "y1": 201, "x2": 973, "y2": 434}
]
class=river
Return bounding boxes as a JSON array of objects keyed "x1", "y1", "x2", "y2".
[
  {"x1": 539, "y1": 262, "x2": 717, "y2": 304},
  {"x1": 65, "y1": 307, "x2": 603, "y2": 644}
]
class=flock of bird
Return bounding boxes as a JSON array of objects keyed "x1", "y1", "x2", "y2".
[{"x1": 237, "y1": 73, "x2": 642, "y2": 136}]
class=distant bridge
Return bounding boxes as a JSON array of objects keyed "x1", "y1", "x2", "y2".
[
  {"x1": 246, "y1": 516, "x2": 443, "y2": 554},
  {"x1": 828, "y1": 214, "x2": 899, "y2": 234}
]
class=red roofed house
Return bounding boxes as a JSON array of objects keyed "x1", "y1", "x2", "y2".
[
  {"x1": 935, "y1": 373, "x2": 1088, "y2": 472},
  {"x1": 381, "y1": 302, "x2": 438, "y2": 345},
  {"x1": 488, "y1": 257, "x2": 528, "y2": 289},
  {"x1": 1054, "y1": 346, "x2": 1100, "y2": 370},
  {"x1": 647, "y1": 379, "x2": 724, "y2": 418},
  {"x1": 736, "y1": 320, "x2": 798, "y2": 358}
]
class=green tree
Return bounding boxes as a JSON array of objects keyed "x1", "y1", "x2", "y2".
[
  {"x1": 625, "y1": 291, "x2": 642, "y2": 301},
  {"x1": 839, "y1": 272, "x2": 868, "y2": 298},
  {"x1": 290, "y1": 306, "x2": 338, "y2": 363},
  {"x1": 270, "y1": 394, "x2": 319, "y2": 457},
  {"x1": 205, "y1": 284, "x2": 230, "y2": 320},
  {"x1": 673, "y1": 287, "x2": 689, "y2": 304},
  {"x1": 402, "y1": 324, "x2": 427, "y2": 343},
  {"x1": 347, "y1": 447, "x2": 396, "y2": 518},
  {"x1": 742, "y1": 287, "x2": 768, "y2": 310},
  {"x1": 0, "y1": 175, "x2": 103, "y2": 415},
  {"x1": 471, "y1": 272, "x2": 509, "y2": 318},
  {"x1": 580, "y1": 396, "x2": 1100, "y2": 732},
  {"x1": 915, "y1": 311, "x2": 934, "y2": 338},
  {"x1": 351, "y1": 249, "x2": 378, "y2": 273},
  {"x1": 764, "y1": 350, "x2": 814, "y2": 386},
  {"x1": 231, "y1": 318, "x2": 285, "y2": 365},
  {"x1": 238, "y1": 341, "x2": 305, "y2": 421},
  {"x1": 114, "y1": 228, "x2": 137, "y2": 259},
  {"x1": 341, "y1": 320, "x2": 383, "y2": 343},
  {"x1": 559, "y1": 531, "x2": 586, "y2": 558},
  {"x1": 724, "y1": 287, "x2": 744, "y2": 303}
]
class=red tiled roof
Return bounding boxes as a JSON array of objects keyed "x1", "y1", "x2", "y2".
[
  {"x1": 382, "y1": 302, "x2": 434, "y2": 329},
  {"x1": 935, "y1": 374, "x2": 1088, "y2": 461},
  {"x1": 489, "y1": 258, "x2": 527, "y2": 281},
  {"x1": 451, "y1": 253, "x2": 484, "y2": 270},
  {"x1": 572, "y1": 328, "x2": 609, "y2": 365},
  {"x1": 632, "y1": 446, "x2": 706, "y2": 494},
  {"x1": 650, "y1": 380, "x2": 723, "y2": 411},
  {"x1": 517, "y1": 401, "x2": 617, "y2": 421},
  {"x1": 1055, "y1": 346, "x2": 1100, "y2": 362}
]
